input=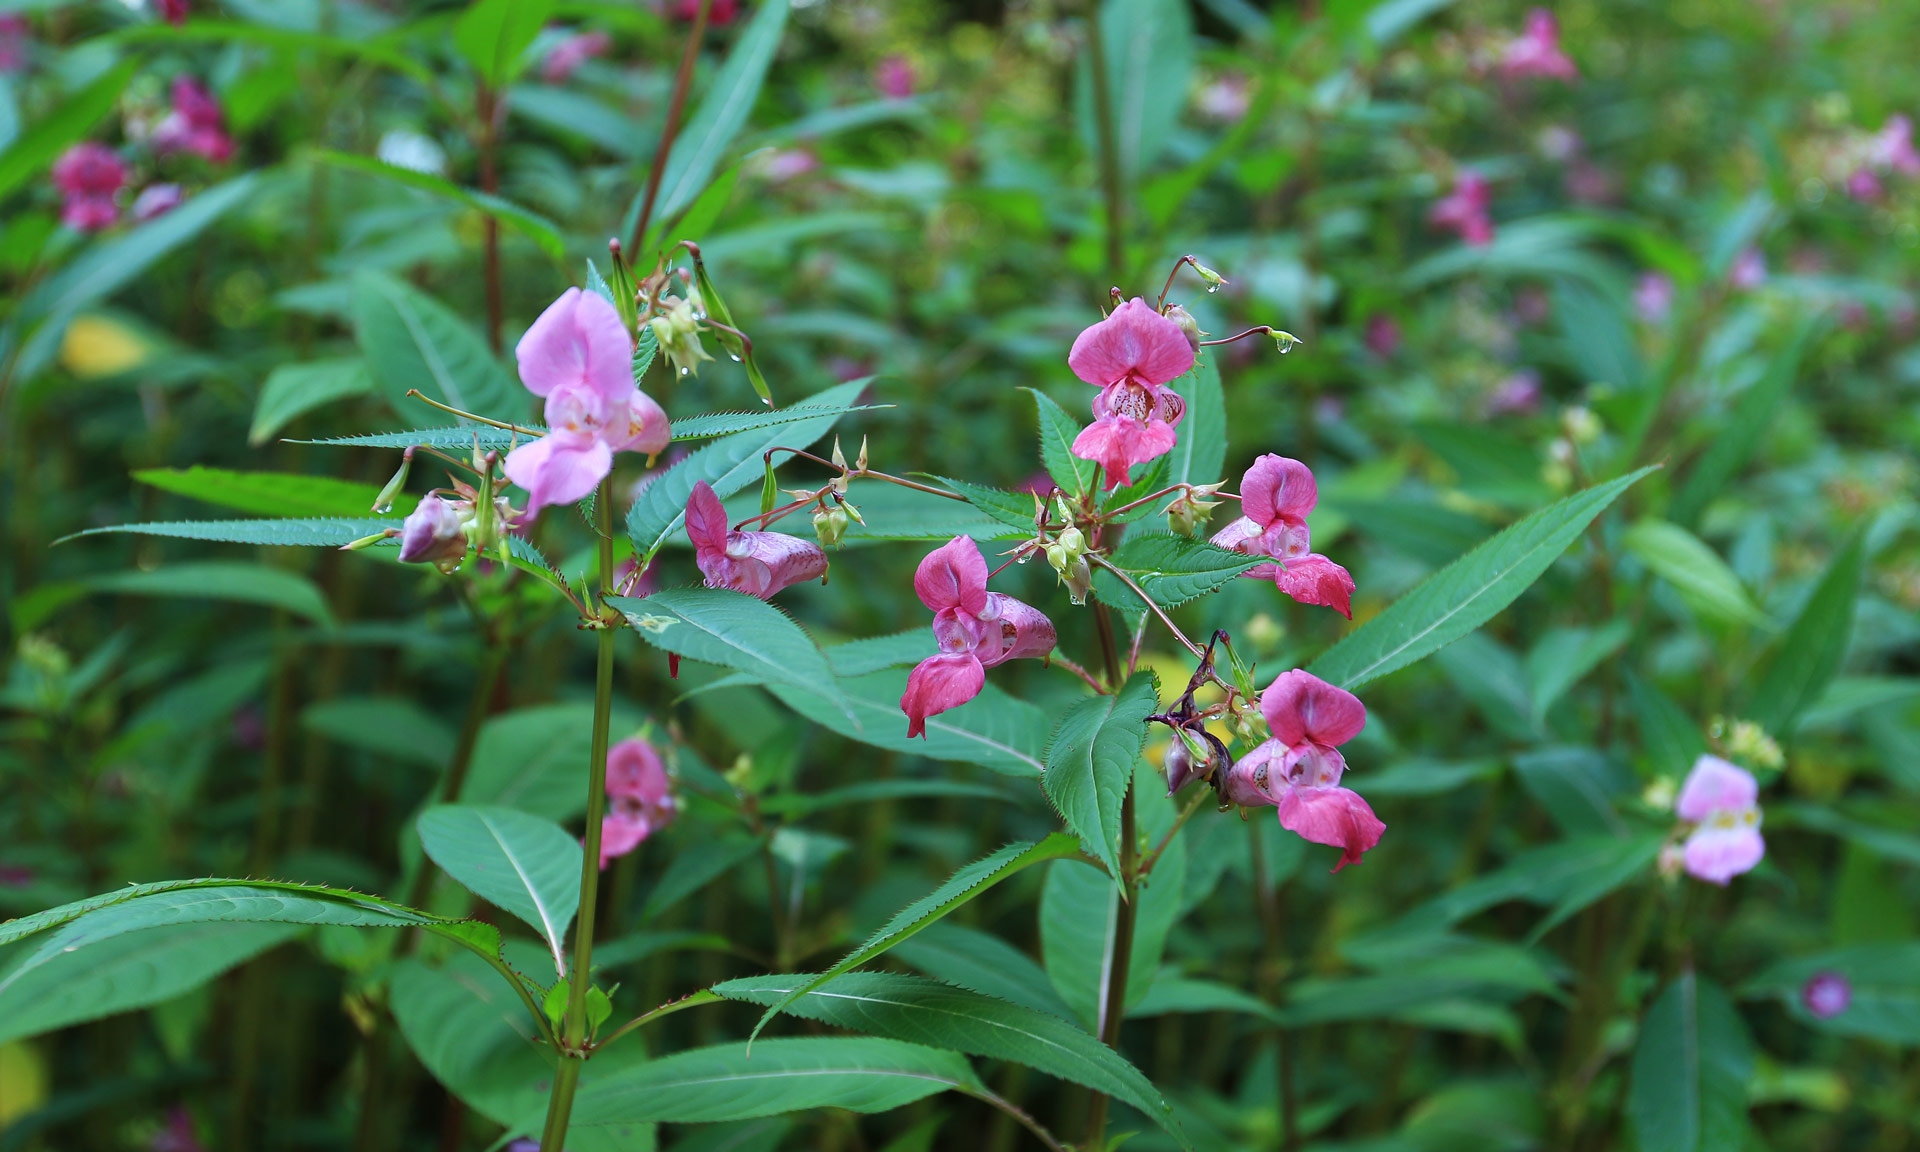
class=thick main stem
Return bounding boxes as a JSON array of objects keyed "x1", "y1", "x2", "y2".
[
  {"x1": 478, "y1": 83, "x2": 503, "y2": 355},
  {"x1": 1083, "y1": 604, "x2": 1137, "y2": 1148},
  {"x1": 540, "y1": 476, "x2": 620, "y2": 1150},
  {"x1": 1084, "y1": 0, "x2": 1125, "y2": 279}
]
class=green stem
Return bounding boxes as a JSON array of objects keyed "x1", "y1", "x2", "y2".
[
  {"x1": 539, "y1": 475, "x2": 620, "y2": 1150},
  {"x1": 1082, "y1": 603, "x2": 1136, "y2": 1149},
  {"x1": 1084, "y1": 0, "x2": 1125, "y2": 279}
]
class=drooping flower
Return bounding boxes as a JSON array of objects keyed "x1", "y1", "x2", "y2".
[
  {"x1": 503, "y1": 288, "x2": 671, "y2": 518},
  {"x1": 1673, "y1": 754, "x2": 1765, "y2": 885},
  {"x1": 1223, "y1": 670, "x2": 1382, "y2": 871},
  {"x1": 131, "y1": 183, "x2": 184, "y2": 222},
  {"x1": 52, "y1": 142, "x2": 126, "y2": 232},
  {"x1": 1499, "y1": 9, "x2": 1578, "y2": 83},
  {"x1": 900, "y1": 536, "x2": 1055, "y2": 737},
  {"x1": 1430, "y1": 172, "x2": 1494, "y2": 246},
  {"x1": 598, "y1": 737, "x2": 676, "y2": 870},
  {"x1": 1633, "y1": 272, "x2": 1675, "y2": 323},
  {"x1": 684, "y1": 480, "x2": 829, "y2": 598},
  {"x1": 541, "y1": 29, "x2": 611, "y2": 82},
  {"x1": 1801, "y1": 971, "x2": 1851, "y2": 1020},
  {"x1": 1210, "y1": 454, "x2": 1355, "y2": 618},
  {"x1": 152, "y1": 77, "x2": 233, "y2": 163},
  {"x1": 875, "y1": 54, "x2": 915, "y2": 100},
  {"x1": 398, "y1": 494, "x2": 470, "y2": 568},
  {"x1": 1067, "y1": 297, "x2": 1195, "y2": 490}
]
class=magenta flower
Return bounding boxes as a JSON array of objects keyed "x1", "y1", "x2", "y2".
[
  {"x1": 1729, "y1": 249, "x2": 1767, "y2": 292},
  {"x1": 503, "y1": 288, "x2": 671, "y2": 518},
  {"x1": 1224, "y1": 670, "x2": 1382, "y2": 871},
  {"x1": 1210, "y1": 454, "x2": 1355, "y2": 618},
  {"x1": 1633, "y1": 272, "x2": 1675, "y2": 323},
  {"x1": 541, "y1": 29, "x2": 610, "y2": 82},
  {"x1": 900, "y1": 536, "x2": 1055, "y2": 737},
  {"x1": 397, "y1": 494, "x2": 469, "y2": 567},
  {"x1": 1499, "y1": 9, "x2": 1578, "y2": 82},
  {"x1": 1364, "y1": 314, "x2": 1402, "y2": 359},
  {"x1": 1869, "y1": 114, "x2": 1920, "y2": 176},
  {"x1": 1067, "y1": 297, "x2": 1195, "y2": 490},
  {"x1": 52, "y1": 142, "x2": 126, "y2": 232},
  {"x1": 131, "y1": 183, "x2": 184, "y2": 222},
  {"x1": 669, "y1": 0, "x2": 737, "y2": 24},
  {"x1": 153, "y1": 77, "x2": 233, "y2": 163},
  {"x1": 875, "y1": 54, "x2": 915, "y2": 100},
  {"x1": 1674, "y1": 754, "x2": 1765, "y2": 885},
  {"x1": 0, "y1": 14, "x2": 30, "y2": 73},
  {"x1": 156, "y1": 0, "x2": 189, "y2": 25},
  {"x1": 1430, "y1": 172, "x2": 1494, "y2": 246},
  {"x1": 1801, "y1": 971, "x2": 1851, "y2": 1020},
  {"x1": 684, "y1": 481, "x2": 829, "y2": 598},
  {"x1": 598, "y1": 737, "x2": 676, "y2": 870}
]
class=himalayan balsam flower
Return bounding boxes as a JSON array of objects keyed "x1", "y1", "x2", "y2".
[
  {"x1": 1224, "y1": 670, "x2": 1383, "y2": 871},
  {"x1": 131, "y1": 183, "x2": 183, "y2": 222},
  {"x1": 685, "y1": 480, "x2": 829, "y2": 598},
  {"x1": 875, "y1": 55, "x2": 915, "y2": 100},
  {"x1": 1430, "y1": 172, "x2": 1494, "y2": 246},
  {"x1": 1499, "y1": 9, "x2": 1578, "y2": 83},
  {"x1": 542, "y1": 29, "x2": 610, "y2": 82},
  {"x1": 1364, "y1": 314, "x2": 1402, "y2": 359},
  {"x1": 1674, "y1": 754, "x2": 1765, "y2": 885},
  {"x1": 1801, "y1": 971, "x2": 1851, "y2": 1020},
  {"x1": 1729, "y1": 249, "x2": 1767, "y2": 292},
  {"x1": 153, "y1": 77, "x2": 233, "y2": 163},
  {"x1": 598, "y1": 737, "x2": 676, "y2": 870},
  {"x1": 1634, "y1": 272, "x2": 1675, "y2": 322},
  {"x1": 398, "y1": 495, "x2": 469, "y2": 568},
  {"x1": 901, "y1": 536, "x2": 1055, "y2": 737},
  {"x1": 1068, "y1": 297, "x2": 1194, "y2": 490},
  {"x1": 1210, "y1": 455, "x2": 1355, "y2": 618},
  {"x1": 504, "y1": 288, "x2": 670, "y2": 518},
  {"x1": 52, "y1": 142, "x2": 126, "y2": 232}
]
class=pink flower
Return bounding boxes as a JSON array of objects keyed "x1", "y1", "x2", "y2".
[
  {"x1": 1224, "y1": 670, "x2": 1382, "y2": 871},
  {"x1": 153, "y1": 77, "x2": 233, "y2": 163},
  {"x1": 541, "y1": 29, "x2": 610, "y2": 82},
  {"x1": 1801, "y1": 971, "x2": 1851, "y2": 1020},
  {"x1": 131, "y1": 183, "x2": 184, "y2": 221},
  {"x1": 0, "y1": 14, "x2": 30, "y2": 73},
  {"x1": 1487, "y1": 370, "x2": 1541, "y2": 417},
  {"x1": 156, "y1": 0, "x2": 189, "y2": 26},
  {"x1": 1067, "y1": 297, "x2": 1195, "y2": 489},
  {"x1": 1364, "y1": 314, "x2": 1401, "y2": 359},
  {"x1": 684, "y1": 480, "x2": 829, "y2": 598},
  {"x1": 1674, "y1": 754, "x2": 1765, "y2": 885},
  {"x1": 504, "y1": 288, "x2": 671, "y2": 518},
  {"x1": 598, "y1": 737, "x2": 676, "y2": 870},
  {"x1": 900, "y1": 536, "x2": 1055, "y2": 737},
  {"x1": 875, "y1": 54, "x2": 915, "y2": 100},
  {"x1": 1729, "y1": 249, "x2": 1767, "y2": 292},
  {"x1": 1499, "y1": 9, "x2": 1578, "y2": 83},
  {"x1": 669, "y1": 0, "x2": 737, "y2": 25},
  {"x1": 1209, "y1": 455, "x2": 1355, "y2": 618},
  {"x1": 1196, "y1": 74, "x2": 1250, "y2": 123},
  {"x1": 1634, "y1": 272, "x2": 1674, "y2": 322},
  {"x1": 1870, "y1": 114, "x2": 1920, "y2": 175},
  {"x1": 1430, "y1": 172, "x2": 1494, "y2": 246},
  {"x1": 398, "y1": 495, "x2": 469, "y2": 567},
  {"x1": 52, "y1": 142, "x2": 126, "y2": 232}
]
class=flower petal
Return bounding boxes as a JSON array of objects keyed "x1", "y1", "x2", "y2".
[
  {"x1": 1222, "y1": 740, "x2": 1284, "y2": 808},
  {"x1": 504, "y1": 431, "x2": 612, "y2": 517},
  {"x1": 901, "y1": 653, "x2": 987, "y2": 738},
  {"x1": 1276, "y1": 785, "x2": 1384, "y2": 872},
  {"x1": 1681, "y1": 825, "x2": 1764, "y2": 885},
  {"x1": 1272, "y1": 554, "x2": 1355, "y2": 619},
  {"x1": 1067, "y1": 297, "x2": 1195, "y2": 388},
  {"x1": 914, "y1": 536, "x2": 989, "y2": 616},
  {"x1": 684, "y1": 480, "x2": 732, "y2": 557},
  {"x1": 976, "y1": 592, "x2": 1056, "y2": 666},
  {"x1": 1260, "y1": 668, "x2": 1366, "y2": 749},
  {"x1": 1242, "y1": 454, "x2": 1318, "y2": 525},
  {"x1": 515, "y1": 287, "x2": 634, "y2": 403},
  {"x1": 1675, "y1": 754, "x2": 1758, "y2": 821}
]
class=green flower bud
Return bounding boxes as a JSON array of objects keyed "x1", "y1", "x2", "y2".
[{"x1": 813, "y1": 504, "x2": 850, "y2": 548}]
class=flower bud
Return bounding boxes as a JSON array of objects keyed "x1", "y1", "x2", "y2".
[
  {"x1": 398, "y1": 495, "x2": 470, "y2": 569},
  {"x1": 1271, "y1": 329, "x2": 1303, "y2": 354},
  {"x1": 1562, "y1": 405, "x2": 1602, "y2": 445},
  {"x1": 1722, "y1": 718, "x2": 1783, "y2": 770},
  {"x1": 649, "y1": 299, "x2": 714, "y2": 378},
  {"x1": 1062, "y1": 555, "x2": 1093, "y2": 605},
  {"x1": 1055, "y1": 525, "x2": 1087, "y2": 561},
  {"x1": 1165, "y1": 304, "x2": 1205, "y2": 354},
  {"x1": 813, "y1": 504, "x2": 849, "y2": 547},
  {"x1": 1163, "y1": 483, "x2": 1223, "y2": 537},
  {"x1": 1163, "y1": 735, "x2": 1195, "y2": 795},
  {"x1": 1192, "y1": 261, "x2": 1227, "y2": 289},
  {"x1": 372, "y1": 451, "x2": 412, "y2": 514}
]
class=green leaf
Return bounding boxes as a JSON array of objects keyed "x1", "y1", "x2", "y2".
[
  {"x1": 715, "y1": 973, "x2": 1188, "y2": 1148},
  {"x1": 1309, "y1": 468, "x2": 1654, "y2": 689},
  {"x1": 891, "y1": 922, "x2": 1075, "y2": 1020},
  {"x1": 571, "y1": 1037, "x2": 977, "y2": 1126},
  {"x1": 56, "y1": 516, "x2": 391, "y2": 549},
  {"x1": 1164, "y1": 354, "x2": 1225, "y2": 487},
  {"x1": 1670, "y1": 319, "x2": 1819, "y2": 526},
  {"x1": 746, "y1": 835, "x2": 1081, "y2": 1042},
  {"x1": 1130, "y1": 976, "x2": 1283, "y2": 1022},
  {"x1": 1745, "y1": 534, "x2": 1864, "y2": 736},
  {"x1": 1626, "y1": 671, "x2": 1708, "y2": 773},
  {"x1": 454, "y1": 0, "x2": 555, "y2": 86},
  {"x1": 1026, "y1": 388, "x2": 1096, "y2": 500},
  {"x1": 1623, "y1": 519, "x2": 1771, "y2": 629},
  {"x1": 294, "y1": 398, "x2": 884, "y2": 452},
  {"x1": 0, "y1": 60, "x2": 136, "y2": 204},
  {"x1": 0, "y1": 921, "x2": 297, "y2": 1047},
  {"x1": 1627, "y1": 972, "x2": 1754, "y2": 1152},
  {"x1": 83, "y1": 562, "x2": 336, "y2": 628},
  {"x1": 824, "y1": 630, "x2": 934, "y2": 677},
  {"x1": 1091, "y1": 532, "x2": 1265, "y2": 612},
  {"x1": 611, "y1": 587, "x2": 847, "y2": 718},
  {"x1": 662, "y1": 160, "x2": 743, "y2": 259},
  {"x1": 765, "y1": 671, "x2": 1047, "y2": 777},
  {"x1": 1039, "y1": 844, "x2": 1186, "y2": 1031},
  {"x1": 1042, "y1": 673, "x2": 1157, "y2": 875},
  {"x1": 312, "y1": 149, "x2": 564, "y2": 259},
  {"x1": 417, "y1": 805, "x2": 583, "y2": 977},
  {"x1": 352, "y1": 269, "x2": 519, "y2": 427},
  {"x1": 250, "y1": 357, "x2": 375, "y2": 445},
  {"x1": 303, "y1": 696, "x2": 454, "y2": 769},
  {"x1": 1083, "y1": 0, "x2": 1194, "y2": 185},
  {"x1": 929, "y1": 476, "x2": 1037, "y2": 532},
  {"x1": 1742, "y1": 943, "x2": 1920, "y2": 1046},
  {"x1": 1526, "y1": 621, "x2": 1632, "y2": 722},
  {"x1": 638, "y1": 836, "x2": 762, "y2": 924},
  {"x1": 624, "y1": 380, "x2": 868, "y2": 561},
  {"x1": 105, "y1": 20, "x2": 435, "y2": 86},
  {"x1": 624, "y1": 0, "x2": 792, "y2": 242},
  {"x1": 463, "y1": 702, "x2": 642, "y2": 822},
  {"x1": 133, "y1": 466, "x2": 384, "y2": 519}
]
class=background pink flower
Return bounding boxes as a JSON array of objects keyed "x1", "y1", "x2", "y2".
[{"x1": 1674, "y1": 754, "x2": 1765, "y2": 885}]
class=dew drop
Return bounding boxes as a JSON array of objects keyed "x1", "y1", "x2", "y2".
[
  {"x1": 374, "y1": 502, "x2": 393, "y2": 514},
  {"x1": 678, "y1": 367, "x2": 691, "y2": 378},
  {"x1": 1205, "y1": 283, "x2": 1219, "y2": 293},
  {"x1": 728, "y1": 353, "x2": 742, "y2": 363},
  {"x1": 1278, "y1": 343, "x2": 1291, "y2": 354}
]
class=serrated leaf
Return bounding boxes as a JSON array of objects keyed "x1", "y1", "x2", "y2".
[
  {"x1": 1624, "y1": 518, "x2": 1771, "y2": 628},
  {"x1": 611, "y1": 587, "x2": 848, "y2": 721},
  {"x1": 765, "y1": 671, "x2": 1046, "y2": 777},
  {"x1": 1026, "y1": 387, "x2": 1096, "y2": 500},
  {"x1": 571, "y1": 1037, "x2": 977, "y2": 1126},
  {"x1": 352, "y1": 269, "x2": 519, "y2": 427},
  {"x1": 1103, "y1": 454, "x2": 1171, "y2": 524},
  {"x1": 1745, "y1": 533, "x2": 1863, "y2": 736},
  {"x1": 83, "y1": 561, "x2": 336, "y2": 628},
  {"x1": 1165, "y1": 355, "x2": 1225, "y2": 486},
  {"x1": 250, "y1": 357, "x2": 374, "y2": 445},
  {"x1": 312, "y1": 149, "x2": 563, "y2": 259},
  {"x1": 291, "y1": 397, "x2": 884, "y2": 452},
  {"x1": 1309, "y1": 468, "x2": 1655, "y2": 689},
  {"x1": 56, "y1": 516, "x2": 391, "y2": 549},
  {"x1": 1090, "y1": 532, "x2": 1264, "y2": 611},
  {"x1": 892, "y1": 922, "x2": 1075, "y2": 1020},
  {"x1": 1627, "y1": 972, "x2": 1754, "y2": 1152},
  {"x1": 417, "y1": 805, "x2": 583, "y2": 978},
  {"x1": 928, "y1": 476, "x2": 1036, "y2": 532},
  {"x1": 1042, "y1": 673, "x2": 1157, "y2": 875},
  {"x1": 133, "y1": 466, "x2": 384, "y2": 519},
  {"x1": 746, "y1": 835, "x2": 1081, "y2": 1042},
  {"x1": 715, "y1": 973, "x2": 1188, "y2": 1148}
]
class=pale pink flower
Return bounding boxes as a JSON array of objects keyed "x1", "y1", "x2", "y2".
[
  {"x1": 131, "y1": 183, "x2": 184, "y2": 221},
  {"x1": 152, "y1": 77, "x2": 233, "y2": 163},
  {"x1": 1634, "y1": 272, "x2": 1675, "y2": 322},
  {"x1": 1196, "y1": 74, "x2": 1251, "y2": 123},
  {"x1": 1430, "y1": 172, "x2": 1494, "y2": 246},
  {"x1": 598, "y1": 737, "x2": 676, "y2": 870},
  {"x1": 684, "y1": 481, "x2": 828, "y2": 598},
  {"x1": 1224, "y1": 670, "x2": 1382, "y2": 871},
  {"x1": 1499, "y1": 9, "x2": 1578, "y2": 83},
  {"x1": 52, "y1": 142, "x2": 126, "y2": 232},
  {"x1": 1487, "y1": 370, "x2": 1542, "y2": 417},
  {"x1": 1674, "y1": 754, "x2": 1765, "y2": 885},
  {"x1": 1729, "y1": 249, "x2": 1767, "y2": 292},
  {"x1": 1869, "y1": 114, "x2": 1920, "y2": 176},
  {"x1": 504, "y1": 288, "x2": 671, "y2": 518},
  {"x1": 1067, "y1": 297, "x2": 1194, "y2": 490},
  {"x1": 900, "y1": 536, "x2": 1055, "y2": 737},
  {"x1": 875, "y1": 54, "x2": 915, "y2": 100},
  {"x1": 1210, "y1": 455, "x2": 1355, "y2": 618},
  {"x1": 541, "y1": 29, "x2": 610, "y2": 82},
  {"x1": 754, "y1": 147, "x2": 819, "y2": 182},
  {"x1": 397, "y1": 495, "x2": 469, "y2": 566},
  {"x1": 1801, "y1": 971, "x2": 1851, "y2": 1019}
]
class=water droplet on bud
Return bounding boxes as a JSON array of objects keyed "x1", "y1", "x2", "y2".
[
  {"x1": 1205, "y1": 283, "x2": 1219, "y2": 293},
  {"x1": 374, "y1": 502, "x2": 393, "y2": 515},
  {"x1": 678, "y1": 367, "x2": 690, "y2": 377},
  {"x1": 728, "y1": 353, "x2": 742, "y2": 363}
]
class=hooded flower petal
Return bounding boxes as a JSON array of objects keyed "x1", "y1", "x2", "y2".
[
  {"x1": 975, "y1": 592, "x2": 1057, "y2": 666},
  {"x1": 516, "y1": 287, "x2": 635, "y2": 405},
  {"x1": 1681, "y1": 823, "x2": 1764, "y2": 885},
  {"x1": 398, "y1": 494, "x2": 469, "y2": 565},
  {"x1": 706, "y1": 531, "x2": 830, "y2": 598},
  {"x1": 615, "y1": 388, "x2": 671, "y2": 456},
  {"x1": 684, "y1": 480, "x2": 732, "y2": 557},
  {"x1": 1242, "y1": 454, "x2": 1318, "y2": 526},
  {"x1": 914, "y1": 536, "x2": 990, "y2": 616},
  {"x1": 1068, "y1": 297, "x2": 1195, "y2": 389},
  {"x1": 606, "y1": 737, "x2": 670, "y2": 802},
  {"x1": 503, "y1": 430, "x2": 612, "y2": 517},
  {"x1": 1276, "y1": 786, "x2": 1384, "y2": 872},
  {"x1": 901, "y1": 653, "x2": 986, "y2": 738},
  {"x1": 1675, "y1": 755, "x2": 1758, "y2": 821},
  {"x1": 1223, "y1": 740, "x2": 1284, "y2": 807},
  {"x1": 1261, "y1": 669, "x2": 1366, "y2": 749},
  {"x1": 1271, "y1": 554, "x2": 1355, "y2": 619}
]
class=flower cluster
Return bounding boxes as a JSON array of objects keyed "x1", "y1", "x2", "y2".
[
  {"x1": 1668, "y1": 754, "x2": 1765, "y2": 885},
  {"x1": 1210, "y1": 454, "x2": 1355, "y2": 618},
  {"x1": 1497, "y1": 9, "x2": 1578, "y2": 83},
  {"x1": 152, "y1": 77, "x2": 234, "y2": 163},
  {"x1": 901, "y1": 537, "x2": 1056, "y2": 737},
  {"x1": 598, "y1": 737, "x2": 676, "y2": 870},
  {"x1": 1430, "y1": 172, "x2": 1494, "y2": 246},
  {"x1": 397, "y1": 481, "x2": 518, "y2": 572},
  {"x1": 1223, "y1": 671, "x2": 1383, "y2": 871},
  {"x1": 48, "y1": 74, "x2": 233, "y2": 233}
]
